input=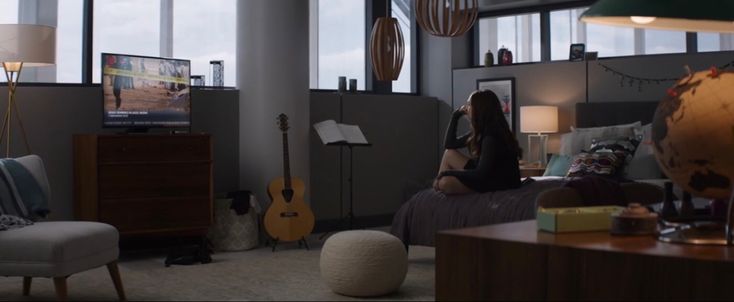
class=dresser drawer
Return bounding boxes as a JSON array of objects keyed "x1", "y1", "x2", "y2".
[
  {"x1": 99, "y1": 163, "x2": 211, "y2": 199},
  {"x1": 99, "y1": 197, "x2": 211, "y2": 233},
  {"x1": 98, "y1": 135, "x2": 210, "y2": 163}
]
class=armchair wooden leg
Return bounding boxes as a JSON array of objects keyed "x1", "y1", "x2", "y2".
[
  {"x1": 107, "y1": 261, "x2": 127, "y2": 301},
  {"x1": 53, "y1": 277, "x2": 67, "y2": 301},
  {"x1": 22, "y1": 277, "x2": 31, "y2": 296}
]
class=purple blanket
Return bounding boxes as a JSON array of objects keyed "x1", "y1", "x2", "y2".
[{"x1": 390, "y1": 178, "x2": 567, "y2": 247}]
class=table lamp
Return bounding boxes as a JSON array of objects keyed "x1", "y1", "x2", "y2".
[
  {"x1": 520, "y1": 106, "x2": 558, "y2": 167},
  {"x1": 0, "y1": 24, "x2": 56, "y2": 157},
  {"x1": 581, "y1": 0, "x2": 734, "y2": 246}
]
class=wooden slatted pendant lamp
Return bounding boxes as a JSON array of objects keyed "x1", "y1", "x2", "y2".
[
  {"x1": 370, "y1": 13, "x2": 405, "y2": 81},
  {"x1": 416, "y1": 0, "x2": 479, "y2": 37}
]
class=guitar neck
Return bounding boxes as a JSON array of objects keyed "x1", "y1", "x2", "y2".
[{"x1": 282, "y1": 132, "x2": 292, "y2": 189}]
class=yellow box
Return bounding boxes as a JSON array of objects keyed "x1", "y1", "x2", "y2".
[{"x1": 537, "y1": 206, "x2": 625, "y2": 233}]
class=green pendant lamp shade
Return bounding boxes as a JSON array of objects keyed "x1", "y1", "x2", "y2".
[{"x1": 580, "y1": 0, "x2": 734, "y2": 33}]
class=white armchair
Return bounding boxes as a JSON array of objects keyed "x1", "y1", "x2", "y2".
[{"x1": 0, "y1": 155, "x2": 125, "y2": 301}]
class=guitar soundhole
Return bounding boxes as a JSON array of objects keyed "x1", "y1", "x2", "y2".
[
  {"x1": 280, "y1": 212, "x2": 300, "y2": 218},
  {"x1": 281, "y1": 189, "x2": 294, "y2": 202}
]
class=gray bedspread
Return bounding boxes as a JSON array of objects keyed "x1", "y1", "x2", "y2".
[{"x1": 390, "y1": 178, "x2": 567, "y2": 247}]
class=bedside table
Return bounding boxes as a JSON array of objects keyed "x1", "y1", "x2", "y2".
[{"x1": 519, "y1": 165, "x2": 545, "y2": 178}]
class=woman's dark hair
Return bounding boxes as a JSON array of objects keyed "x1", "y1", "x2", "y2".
[{"x1": 467, "y1": 90, "x2": 522, "y2": 159}]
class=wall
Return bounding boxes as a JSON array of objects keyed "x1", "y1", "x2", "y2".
[
  {"x1": 452, "y1": 51, "x2": 734, "y2": 156},
  {"x1": 310, "y1": 92, "x2": 439, "y2": 221},
  {"x1": 237, "y1": 0, "x2": 310, "y2": 208},
  {"x1": 0, "y1": 86, "x2": 239, "y2": 220}
]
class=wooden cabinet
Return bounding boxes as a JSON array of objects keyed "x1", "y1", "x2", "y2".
[{"x1": 73, "y1": 134, "x2": 213, "y2": 237}]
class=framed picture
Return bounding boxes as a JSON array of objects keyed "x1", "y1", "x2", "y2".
[
  {"x1": 569, "y1": 43, "x2": 586, "y2": 61},
  {"x1": 476, "y1": 78, "x2": 516, "y2": 133}
]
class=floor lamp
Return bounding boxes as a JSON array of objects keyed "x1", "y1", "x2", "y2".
[
  {"x1": 520, "y1": 106, "x2": 558, "y2": 167},
  {"x1": 0, "y1": 24, "x2": 56, "y2": 157}
]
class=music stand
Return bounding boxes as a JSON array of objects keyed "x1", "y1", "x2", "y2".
[{"x1": 319, "y1": 141, "x2": 372, "y2": 240}]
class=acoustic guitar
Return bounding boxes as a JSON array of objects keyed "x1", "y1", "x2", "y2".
[{"x1": 264, "y1": 114, "x2": 315, "y2": 244}]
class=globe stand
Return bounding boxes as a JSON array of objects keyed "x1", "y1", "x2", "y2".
[{"x1": 658, "y1": 193, "x2": 734, "y2": 246}]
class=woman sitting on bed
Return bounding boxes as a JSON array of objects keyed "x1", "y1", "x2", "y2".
[{"x1": 433, "y1": 90, "x2": 521, "y2": 195}]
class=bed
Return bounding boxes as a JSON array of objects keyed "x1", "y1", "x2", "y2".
[{"x1": 390, "y1": 101, "x2": 664, "y2": 247}]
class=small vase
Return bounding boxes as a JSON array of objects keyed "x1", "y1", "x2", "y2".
[{"x1": 484, "y1": 50, "x2": 494, "y2": 67}]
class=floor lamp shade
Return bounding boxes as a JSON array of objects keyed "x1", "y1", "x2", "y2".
[
  {"x1": 0, "y1": 24, "x2": 56, "y2": 67},
  {"x1": 520, "y1": 106, "x2": 558, "y2": 134},
  {"x1": 0, "y1": 24, "x2": 56, "y2": 157},
  {"x1": 370, "y1": 17, "x2": 405, "y2": 81},
  {"x1": 416, "y1": 0, "x2": 479, "y2": 37},
  {"x1": 580, "y1": 0, "x2": 734, "y2": 33}
]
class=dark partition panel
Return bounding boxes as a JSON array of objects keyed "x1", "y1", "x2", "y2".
[{"x1": 310, "y1": 92, "x2": 439, "y2": 221}]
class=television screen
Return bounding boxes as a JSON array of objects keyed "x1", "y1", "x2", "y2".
[{"x1": 102, "y1": 53, "x2": 191, "y2": 128}]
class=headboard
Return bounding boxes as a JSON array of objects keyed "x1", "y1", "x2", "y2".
[{"x1": 576, "y1": 101, "x2": 660, "y2": 128}]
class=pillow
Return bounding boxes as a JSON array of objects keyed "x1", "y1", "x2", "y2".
[
  {"x1": 543, "y1": 154, "x2": 573, "y2": 177},
  {"x1": 588, "y1": 136, "x2": 640, "y2": 164},
  {"x1": 559, "y1": 121, "x2": 642, "y2": 156},
  {"x1": 567, "y1": 152, "x2": 626, "y2": 178}
]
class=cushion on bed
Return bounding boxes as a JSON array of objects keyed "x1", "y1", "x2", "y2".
[
  {"x1": 559, "y1": 121, "x2": 641, "y2": 156},
  {"x1": 567, "y1": 152, "x2": 625, "y2": 177},
  {"x1": 543, "y1": 154, "x2": 572, "y2": 177}
]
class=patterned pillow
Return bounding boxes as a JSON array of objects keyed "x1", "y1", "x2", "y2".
[
  {"x1": 567, "y1": 152, "x2": 625, "y2": 177},
  {"x1": 568, "y1": 137, "x2": 639, "y2": 178},
  {"x1": 588, "y1": 136, "x2": 640, "y2": 163}
]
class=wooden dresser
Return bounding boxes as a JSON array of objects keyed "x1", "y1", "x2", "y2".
[{"x1": 73, "y1": 134, "x2": 213, "y2": 237}]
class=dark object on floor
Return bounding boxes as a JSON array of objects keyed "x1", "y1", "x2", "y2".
[
  {"x1": 165, "y1": 239, "x2": 212, "y2": 267},
  {"x1": 227, "y1": 190, "x2": 252, "y2": 215}
]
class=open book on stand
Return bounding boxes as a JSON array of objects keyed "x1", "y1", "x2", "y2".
[{"x1": 313, "y1": 120, "x2": 370, "y2": 146}]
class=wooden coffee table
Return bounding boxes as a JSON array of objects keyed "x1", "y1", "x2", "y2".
[{"x1": 436, "y1": 220, "x2": 734, "y2": 301}]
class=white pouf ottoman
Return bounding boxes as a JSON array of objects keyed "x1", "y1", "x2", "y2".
[{"x1": 320, "y1": 230, "x2": 408, "y2": 297}]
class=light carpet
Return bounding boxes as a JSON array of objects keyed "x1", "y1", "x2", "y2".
[{"x1": 0, "y1": 234, "x2": 435, "y2": 301}]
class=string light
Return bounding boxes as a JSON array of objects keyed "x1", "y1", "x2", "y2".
[{"x1": 597, "y1": 61, "x2": 734, "y2": 92}]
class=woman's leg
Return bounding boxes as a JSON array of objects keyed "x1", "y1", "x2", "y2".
[
  {"x1": 438, "y1": 149, "x2": 470, "y2": 174},
  {"x1": 437, "y1": 176, "x2": 474, "y2": 195}
]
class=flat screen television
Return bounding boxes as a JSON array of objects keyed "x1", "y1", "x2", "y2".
[{"x1": 102, "y1": 53, "x2": 191, "y2": 129}]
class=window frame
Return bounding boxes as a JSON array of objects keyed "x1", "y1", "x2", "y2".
[
  {"x1": 9, "y1": 0, "x2": 418, "y2": 92},
  {"x1": 471, "y1": 0, "x2": 711, "y2": 67},
  {"x1": 309, "y1": 0, "x2": 419, "y2": 95}
]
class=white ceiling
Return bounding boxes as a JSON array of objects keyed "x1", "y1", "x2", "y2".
[{"x1": 478, "y1": 0, "x2": 585, "y2": 12}]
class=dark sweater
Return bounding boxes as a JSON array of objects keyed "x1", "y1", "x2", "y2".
[{"x1": 440, "y1": 110, "x2": 521, "y2": 193}]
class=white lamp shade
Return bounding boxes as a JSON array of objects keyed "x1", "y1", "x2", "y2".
[
  {"x1": 0, "y1": 24, "x2": 55, "y2": 66},
  {"x1": 520, "y1": 106, "x2": 558, "y2": 134}
]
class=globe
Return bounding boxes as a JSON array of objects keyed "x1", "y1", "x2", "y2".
[{"x1": 652, "y1": 69, "x2": 734, "y2": 199}]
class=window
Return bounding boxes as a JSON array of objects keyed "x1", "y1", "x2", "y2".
[
  {"x1": 477, "y1": 13, "x2": 541, "y2": 64},
  {"x1": 586, "y1": 24, "x2": 635, "y2": 57},
  {"x1": 93, "y1": 0, "x2": 161, "y2": 83},
  {"x1": 550, "y1": 8, "x2": 584, "y2": 60},
  {"x1": 56, "y1": 0, "x2": 84, "y2": 83},
  {"x1": 173, "y1": 0, "x2": 237, "y2": 87},
  {"x1": 0, "y1": 0, "x2": 17, "y2": 24},
  {"x1": 311, "y1": 0, "x2": 366, "y2": 90},
  {"x1": 391, "y1": 0, "x2": 413, "y2": 93},
  {"x1": 550, "y1": 7, "x2": 684, "y2": 59},
  {"x1": 644, "y1": 29, "x2": 686, "y2": 55},
  {"x1": 698, "y1": 33, "x2": 734, "y2": 52}
]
